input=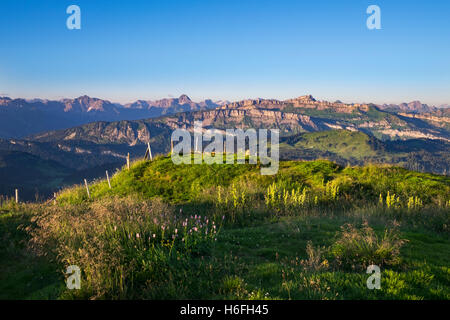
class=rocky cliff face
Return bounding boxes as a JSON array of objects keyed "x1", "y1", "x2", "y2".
[{"x1": 219, "y1": 95, "x2": 369, "y2": 113}]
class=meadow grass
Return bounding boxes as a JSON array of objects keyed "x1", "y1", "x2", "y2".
[{"x1": 0, "y1": 157, "x2": 449, "y2": 299}]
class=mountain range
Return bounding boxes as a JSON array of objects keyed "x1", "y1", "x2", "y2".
[
  {"x1": 28, "y1": 94, "x2": 449, "y2": 143},
  {"x1": 0, "y1": 94, "x2": 449, "y2": 200},
  {"x1": 0, "y1": 94, "x2": 223, "y2": 138},
  {"x1": 1, "y1": 93, "x2": 448, "y2": 139}
]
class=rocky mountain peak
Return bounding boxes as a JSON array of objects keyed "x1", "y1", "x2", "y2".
[
  {"x1": 178, "y1": 94, "x2": 192, "y2": 104},
  {"x1": 295, "y1": 95, "x2": 316, "y2": 102},
  {"x1": 0, "y1": 97, "x2": 12, "y2": 106},
  {"x1": 62, "y1": 95, "x2": 113, "y2": 113}
]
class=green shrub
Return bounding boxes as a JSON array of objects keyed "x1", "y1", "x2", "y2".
[{"x1": 329, "y1": 222, "x2": 407, "y2": 271}]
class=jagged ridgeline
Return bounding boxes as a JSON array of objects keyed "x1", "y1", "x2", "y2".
[
  {"x1": 28, "y1": 95, "x2": 450, "y2": 143},
  {"x1": 0, "y1": 95, "x2": 222, "y2": 139}
]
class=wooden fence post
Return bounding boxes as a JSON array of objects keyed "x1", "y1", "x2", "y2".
[
  {"x1": 148, "y1": 142, "x2": 153, "y2": 161},
  {"x1": 15, "y1": 189, "x2": 19, "y2": 204},
  {"x1": 84, "y1": 179, "x2": 91, "y2": 199},
  {"x1": 127, "y1": 153, "x2": 130, "y2": 170},
  {"x1": 144, "y1": 142, "x2": 153, "y2": 161},
  {"x1": 106, "y1": 170, "x2": 111, "y2": 189}
]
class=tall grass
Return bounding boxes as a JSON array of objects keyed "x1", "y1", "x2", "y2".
[
  {"x1": 329, "y1": 222, "x2": 407, "y2": 271},
  {"x1": 28, "y1": 197, "x2": 223, "y2": 299}
]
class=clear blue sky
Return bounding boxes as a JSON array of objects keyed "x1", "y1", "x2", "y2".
[{"x1": 1, "y1": 0, "x2": 449, "y2": 105}]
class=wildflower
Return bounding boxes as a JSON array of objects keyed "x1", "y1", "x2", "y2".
[
  {"x1": 152, "y1": 234, "x2": 156, "y2": 238},
  {"x1": 194, "y1": 227, "x2": 198, "y2": 232},
  {"x1": 175, "y1": 228, "x2": 178, "y2": 234},
  {"x1": 136, "y1": 233, "x2": 140, "y2": 239}
]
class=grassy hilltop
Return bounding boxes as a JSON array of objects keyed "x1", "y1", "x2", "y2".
[{"x1": 1, "y1": 156, "x2": 449, "y2": 300}]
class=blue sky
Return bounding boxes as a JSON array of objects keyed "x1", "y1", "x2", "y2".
[{"x1": 1, "y1": 0, "x2": 449, "y2": 105}]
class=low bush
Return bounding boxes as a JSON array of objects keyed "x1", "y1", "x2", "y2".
[{"x1": 329, "y1": 222, "x2": 407, "y2": 271}]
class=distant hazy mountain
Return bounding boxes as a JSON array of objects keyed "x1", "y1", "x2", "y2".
[
  {"x1": 123, "y1": 94, "x2": 221, "y2": 114},
  {"x1": 377, "y1": 101, "x2": 438, "y2": 114},
  {"x1": 0, "y1": 95, "x2": 221, "y2": 138}
]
